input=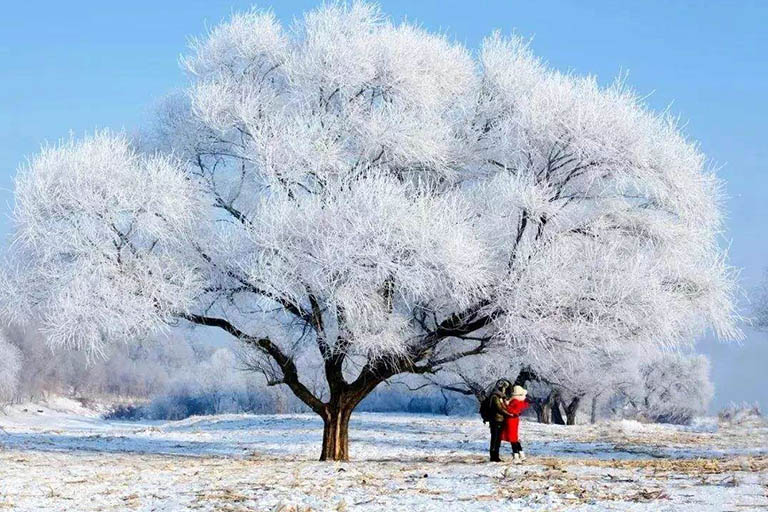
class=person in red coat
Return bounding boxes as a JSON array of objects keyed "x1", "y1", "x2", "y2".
[{"x1": 501, "y1": 385, "x2": 530, "y2": 462}]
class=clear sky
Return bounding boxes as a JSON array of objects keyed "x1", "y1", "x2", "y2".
[{"x1": 1, "y1": 1, "x2": 766, "y2": 411}]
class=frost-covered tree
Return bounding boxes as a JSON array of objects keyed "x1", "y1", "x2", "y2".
[
  {"x1": 6, "y1": 3, "x2": 740, "y2": 460},
  {"x1": 526, "y1": 342, "x2": 646, "y2": 425},
  {"x1": 433, "y1": 340, "x2": 643, "y2": 425},
  {"x1": 624, "y1": 352, "x2": 714, "y2": 424},
  {"x1": 0, "y1": 336, "x2": 22, "y2": 404}
]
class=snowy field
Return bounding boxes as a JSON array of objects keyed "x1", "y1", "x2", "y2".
[{"x1": 1, "y1": 400, "x2": 767, "y2": 511}]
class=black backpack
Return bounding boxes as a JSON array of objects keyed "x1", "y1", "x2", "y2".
[{"x1": 479, "y1": 394, "x2": 494, "y2": 423}]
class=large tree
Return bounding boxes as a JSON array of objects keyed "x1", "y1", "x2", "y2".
[{"x1": 6, "y1": 3, "x2": 740, "y2": 460}]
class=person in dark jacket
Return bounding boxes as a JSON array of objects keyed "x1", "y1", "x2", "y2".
[{"x1": 488, "y1": 379, "x2": 514, "y2": 462}]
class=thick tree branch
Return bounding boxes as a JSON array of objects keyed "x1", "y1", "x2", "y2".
[
  {"x1": 195, "y1": 247, "x2": 311, "y2": 322},
  {"x1": 180, "y1": 312, "x2": 326, "y2": 415}
]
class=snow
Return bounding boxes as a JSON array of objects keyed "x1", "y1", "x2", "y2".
[
  {"x1": 1, "y1": 408, "x2": 766, "y2": 511},
  {"x1": 2, "y1": 396, "x2": 103, "y2": 419}
]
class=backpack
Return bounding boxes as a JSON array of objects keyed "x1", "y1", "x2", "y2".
[{"x1": 479, "y1": 394, "x2": 494, "y2": 423}]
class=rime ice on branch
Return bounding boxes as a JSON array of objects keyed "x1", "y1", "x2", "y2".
[{"x1": 7, "y1": 2, "x2": 741, "y2": 460}]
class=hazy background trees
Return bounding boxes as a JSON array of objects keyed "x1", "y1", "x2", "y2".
[
  {"x1": 1, "y1": 322, "x2": 713, "y2": 424},
  {"x1": 0, "y1": 325, "x2": 473, "y2": 417}
]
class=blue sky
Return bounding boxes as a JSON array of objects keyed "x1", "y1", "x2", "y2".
[{"x1": 1, "y1": 1, "x2": 766, "y2": 411}]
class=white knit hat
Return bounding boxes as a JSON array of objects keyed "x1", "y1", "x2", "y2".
[{"x1": 511, "y1": 385, "x2": 527, "y2": 399}]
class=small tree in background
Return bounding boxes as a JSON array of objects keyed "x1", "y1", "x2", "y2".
[
  {"x1": 626, "y1": 353, "x2": 714, "y2": 424},
  {"x1": 0, "y1": 336, "x2": 21, "y2": 405},
  {"x1": 5, "y1": 3, "x2": 740, "y2": 460}
]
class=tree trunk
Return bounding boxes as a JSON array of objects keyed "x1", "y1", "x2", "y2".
[
  {"x1": 590, "y1": 395, "x2": 599, "y2": 424},
  {"x1": 320, "y1": 405, "x2": 352, "y2": 461},
  {"x1": 317, "y1": 373, "x2": 383, "y2": 462},
  {"x1": 537, "y1": 404, "x2": 550, "y2": 424},
  {"x1": 537, "y1": 394, "x2": 554, "y2": 424},
  {"x1": 552, "y1": 395, "x2": 566, "y2": 425},
  {"x1": 565, "y1": 396, "x2": 581, "y2": 426}
]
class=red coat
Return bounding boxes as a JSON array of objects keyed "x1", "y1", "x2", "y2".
[{"x1": 500, "y1": 398, "x2": 529, "y2": 442}]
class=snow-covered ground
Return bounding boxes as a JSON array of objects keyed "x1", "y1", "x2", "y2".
[{"x1": 1, "y1": 400, "x2": 766, "y2": 511}]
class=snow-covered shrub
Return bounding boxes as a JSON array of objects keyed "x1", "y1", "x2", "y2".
[
  {"x1": 718, "y1": 402, "x2": 762, "y2": 424},
  {"x1": 106, "y1": 379, "x2": 308, "y2": 420}
]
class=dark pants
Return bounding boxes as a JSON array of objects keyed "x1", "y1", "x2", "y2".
[
  {"x1": 489, "y1": 421, "x2": 503, "y2": 461},
  {"x1": 510, "y1": 441, "x2": 522, "y2": 454}
]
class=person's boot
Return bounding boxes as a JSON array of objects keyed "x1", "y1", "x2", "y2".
[
  {"x1": 512, "y1": 452, "x2": 521, "y2": 463},
  {"x1": 519, "y1": 451, "x2": 526, "y2": 461}
]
